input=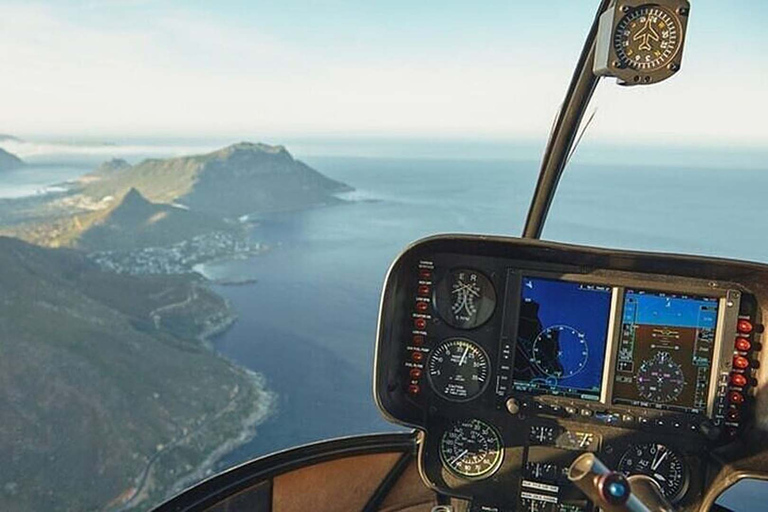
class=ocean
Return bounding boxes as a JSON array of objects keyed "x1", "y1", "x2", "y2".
[{"x1": 2, "y1": 143, "x2": 766, "y2": 508}]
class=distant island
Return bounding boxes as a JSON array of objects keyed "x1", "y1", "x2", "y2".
[
  {"x1": 0, "y1": 147, "x2": 23, "y2": 171},
  {"x1": 0, "y1": 141, "x2": 352, "y2": 510}
]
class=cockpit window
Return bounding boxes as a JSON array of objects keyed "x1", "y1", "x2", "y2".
[{"x1": 0, "y1": 1, "x2": 765, "y2": 511}]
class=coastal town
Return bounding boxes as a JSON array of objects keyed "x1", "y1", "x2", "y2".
[{"x1": 88, "y1": 231, "x2": 266, "y2": 275}]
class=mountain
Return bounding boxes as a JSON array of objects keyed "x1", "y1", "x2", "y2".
[
  {"x1": 0, "y1": 148, "x2": 23, "y2": 171},
  {"x1": 0, "y1": 134, "x2": 22, "y2": 142},
  {"x1": 92, "y1": 157, "x2": 131, "y2": 177},
  {"x1": 82, "y1": 142, "x2": 352, "y2": 217},
  {"x1": 76, "y1": 188, "x2": 236, "y2": 251},
  {"x1": 0, "y1": 236, "x2": 270, "y2": 511}
]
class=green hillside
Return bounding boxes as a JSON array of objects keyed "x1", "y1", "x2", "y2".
[
  {"x1": 82, "y1": 142, "x2": 352, "y2": 217},
  {"x1": 76, "y1": 188, "x2": 237, "y2": 251},
  {"x1": 0, "y1": 237, "x2": 270, "y2": 511}
]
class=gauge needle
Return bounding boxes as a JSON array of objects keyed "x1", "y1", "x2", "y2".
[
  {"x1": 458, "y1": 346, "x2": 469, "y2": 366},
  {"x1": 449, "y1": 449, "x2": 469, "y2": 465},
  {"x1": 651, "y1": 448, "x2": 668, "y2": 471},
  {"x1": 654, "y1": 473, "x2": 667, "y2": 482}
]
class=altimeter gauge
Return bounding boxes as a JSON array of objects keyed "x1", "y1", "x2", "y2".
[
  {"x1": 433, "y1": 269, "x2": 496, "y2": 329},
  {"x1": 440, "y1": 419, "x2": 503, "y2": 479},
  {"x1": 594, "y1": 0, "x2": 690, "y2": 85},
  {"x1": 427, "y1": 338, "x2": 490, "y2": 402},
  {"x1": 618, "y1": 443, "x2": 688, "y2": 502}
]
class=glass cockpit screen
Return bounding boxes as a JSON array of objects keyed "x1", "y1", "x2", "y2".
[
  {"x1": 612, "y1": 289, "x2": 719, "y2": 414},
  {"x1": 513, "y1": 277, "x2": 612, "y2": 400}
]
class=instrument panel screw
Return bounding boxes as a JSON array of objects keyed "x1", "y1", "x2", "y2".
[
  {"x1": 620, "y1": 5, "x2": 630, "y2": 13},
  {"x1": 678, "y1": 6, "x2": 689, "y2": 16},
  {"x1": 668, "y1": 62, "x2": 680, "y2": 71},
  {"x1": 612, "y1": 60, "x2": 623, "y2": 69}
]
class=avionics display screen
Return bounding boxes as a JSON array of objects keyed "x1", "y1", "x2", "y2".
[
  {"x1": 513, "y1": 277, "x2": 612, "y2": 400},
  {"x1": 612, "y1": 289, "x2": 719, "y2": 414}
]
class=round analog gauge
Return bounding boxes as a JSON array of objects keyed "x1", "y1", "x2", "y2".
[
  {"x1": 636, "y1": 351, "x2": 685, "y2": 403},
  {"x1": 614, "y1": 5, "x2": 681, "y2": 72},
  {"x1": 531, "y1": 325, "x2": 588, "y2": 379},
  {"x1": 433, "y1": 269, "x2": 496, "y2": 329},
  {"x1": 427, "y1": 338, "x2": 490, "y2": 402},
  {"x1": 618, "y1": 443, "x2": 688, "y2": 502},
  {"x1": 440, "y1": 419, "x2": 503, "y2": 479}
]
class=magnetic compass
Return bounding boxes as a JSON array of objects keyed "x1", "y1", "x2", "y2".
[
  {"x1": 433, "y1": 269, "x2": 496, "y2": 329},
  {"x1": 594, "y1": 0, "x2": 690, "y2": 85}
]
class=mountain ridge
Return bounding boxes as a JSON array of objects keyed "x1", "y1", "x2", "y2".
[
  {"x1": 75, "y1": 187, "x2": 238, "y2": 252},
  {"x1": 82, "y1": 142, "x2": 352, "y2": 217},
  {"x1": 0, "y1": 148, "x2": 24, "y2": 171}
]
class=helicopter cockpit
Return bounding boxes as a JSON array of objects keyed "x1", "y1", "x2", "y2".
[{"x1": 156, "y1": 1, "x2": 768, "y2": 511}]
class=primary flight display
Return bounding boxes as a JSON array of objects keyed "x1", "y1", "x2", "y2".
[{"x1": 612, "y1": 289, "x2": 719, "y2": 414}]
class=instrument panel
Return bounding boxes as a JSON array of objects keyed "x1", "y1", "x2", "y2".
[{"x1": 374, "y1": 235, "x2": 765, "y2": 512}]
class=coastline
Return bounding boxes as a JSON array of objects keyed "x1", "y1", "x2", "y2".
[
  {"x1": 163, "y1": 368, "x2": 277, "y2": 501},
  {"x1": 120, "y1": 282, "x2": 276, "y2": 511}
]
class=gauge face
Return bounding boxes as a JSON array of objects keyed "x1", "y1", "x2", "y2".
[
  {"x1": 440, "y1": 419, "x2": 503, "y2": 479},
  {"x1": 555, "y1": 430, "x2": 597, "y2": 451},
  {"x1": 427, "y1": 338, "x2": 490, "y2": 401},
  {"x1": 636, "y1": 351, "x2": 685, "y2": 403},
  {"x1": 525, "y1": 461, "x2": 559, "y2": 481},
  {"x1": 529, "y1": 425, "x2": 558, "y2": 445},
  {"x1": 531, "y1": 325, "x2": 588, "y2": 379},
  {"x1": 618, "y1": 443, "x2": 688, "y2": 502},
  {"x1": 434, "y1": 269, "x2": 496, "y2": 329},
  {"x1": 614, "y1": 5, "x2": 681, "y2": 71}
]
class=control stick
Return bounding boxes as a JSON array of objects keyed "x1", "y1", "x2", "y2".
[{"x1": 568, "y1": 453, "x2": 676, "y2": 512}]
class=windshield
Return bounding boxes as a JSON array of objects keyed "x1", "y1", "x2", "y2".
[{"x1": 0, "y1": 1, "x2": 766, "y2": 511}]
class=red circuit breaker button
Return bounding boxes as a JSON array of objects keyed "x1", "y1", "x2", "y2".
[
  {"x1": 414, "y1": 318, "x2": 427, "y2": 330},
  {"x1": 418, "y1": 269, "x2": 432, "y2": 280},
  {"x1": 410, "y1": 351, "x2": 424, "y2": 363},
  {"x1": 726, "y1": 409, "x2": 740, "y2": 422},
  {"x1": 411, "y1": 335, "x2": 425, "y2": 346},
  {"x1": 735, "y1": 338, "x2": 752, "y2": 352},
  {"x1": 417, "y1": 285, "x2": 431, "y2": 297},
  {"x1": 737, "y1": 319, "x2": 754, "y2": 334},
  {"x1": 733, "y1": 355, "x2": 750, "y2": 370},
  {"x1": 415, "y1": 301, "x2": 429, "y2": 312},
  {"x1": 729, "y1": 391, "x2": 745, "y2": 405},
  {"x1": 731, "y1": 373, "x2": 748, "y2": 387},
  {"x1": 410, "y1": 368, "x2": 422, "y2": 380},
  {"x1": 408, "y1": 384, "x2": 420, "y2": 396}
]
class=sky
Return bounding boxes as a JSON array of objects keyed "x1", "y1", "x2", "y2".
[{"x1": 0, "y1": 0, "x2": 766, "y2": 147}]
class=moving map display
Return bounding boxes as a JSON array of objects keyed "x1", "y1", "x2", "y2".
[
  {"x1": 513, "y1": 277, "x2": 612, "y2": 400},
  {"x1": 612, "y1": 289, "x2": 719, "y2": 414}
]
